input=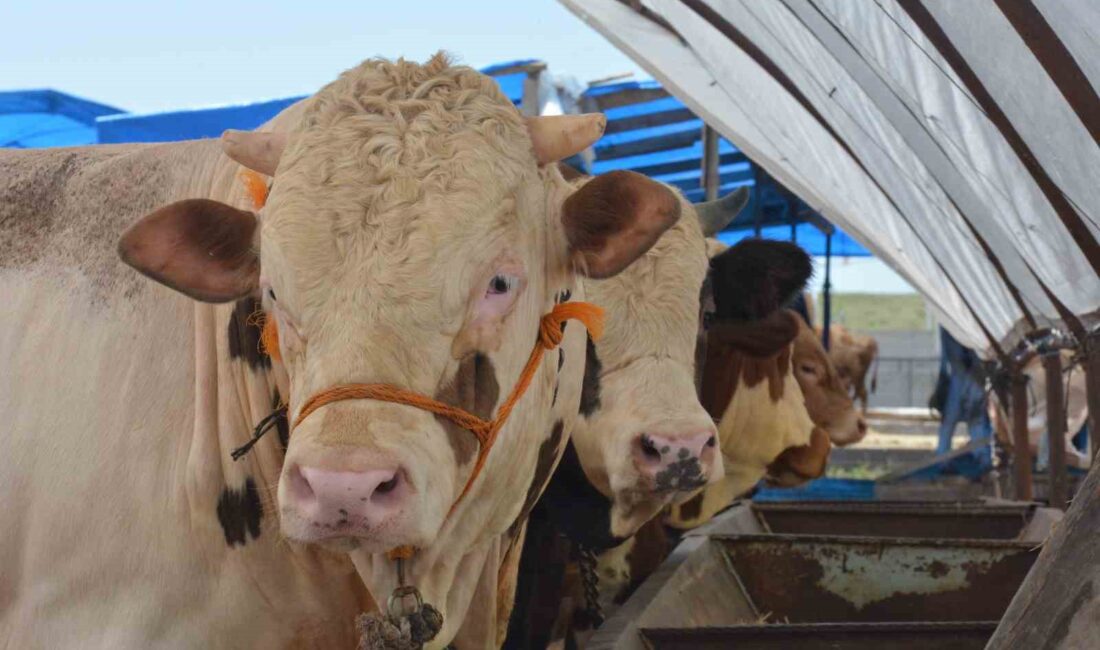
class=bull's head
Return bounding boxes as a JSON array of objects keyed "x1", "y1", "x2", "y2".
[
  {"x1": 117, "y1": 55, "x2": 679, "y2": 555},
  {"x1": 565, "y1": 188, "x2": 751, "y2": 538},
  {"x1": 790, "y1": 315, "x2": 867, "y2": 445},
  {"x1": 667, "y1": 238, "x2": 827, "y2": 529}
]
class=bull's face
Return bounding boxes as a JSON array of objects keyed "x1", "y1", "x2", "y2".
[
  {"x1": 569, "y1": 191, "x2": 750, "y2": 537},
  {"x1": 118, "y1": 55, "x2": 680, "y2": 555},
  {"x1": 667, "y1": 239, "x2": 825, "y2": 529},
  {"x1": 791, "y1": 316, "x2": 867, "y2": 445}
]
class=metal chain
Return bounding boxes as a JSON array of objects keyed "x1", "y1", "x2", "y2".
[{"x1": 577, "y1": 544, "x2": 605, "y2": 627}]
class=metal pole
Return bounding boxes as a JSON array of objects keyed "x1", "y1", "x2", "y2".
[
  {"x1": 822, "y1": 231, "x2": 833, "y2": 350},
  {"x1": 701, "y1": 125, "x2": 719, "y2": 202},
  {"x1": 519, "y1": 63, "x2": 547, "y2": 117},
  {"x1": 1043, "y1": 353, "x2": 1068, "y2": 509},
  {"x1": 1011, "y1": 373, "x2": 1034, "y2": 501}
]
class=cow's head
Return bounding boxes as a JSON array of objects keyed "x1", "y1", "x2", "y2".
[
  {"x1": 790, "y1": 314, "x2": 866, "y2": 445},
  {"x1": 569, "y1": 188, "x2": 749, "y2": 537},
  {"x1": 820, "y1": 325, "x2": 879, "y2": 408},
  {"x1": 668, "y1": 238, "x2": 827, "y2": 529},
  {"x1": 117, "y1": 55, "x2": 679, "y2": 554}
]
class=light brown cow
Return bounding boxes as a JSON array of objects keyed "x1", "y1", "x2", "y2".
[
  {"x1": 0, "y1": 54, "x2": 679, "y2": 649},
  {"x1": 792, "y1": 314, "x2": 867, "y2": 446},
  {"x1": 989, "y1": 350, "x2": 1091, "y2": 469},
  {"x1": 819, "y1": 324, "x2": 879, "y2": 412}
]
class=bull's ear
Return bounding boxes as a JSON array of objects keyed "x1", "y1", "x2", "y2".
[
  {"x1": 118, "y1": 199, "x2": 259, "y2": 303},
  {"x1": 710, "y1": 239, "x2": 812, "y2": 320},
  {"x1": 561, "y1": 170, "x2": 680, "y2": 279}
]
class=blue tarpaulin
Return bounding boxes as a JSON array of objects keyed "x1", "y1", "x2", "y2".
[{"x1": 0, "y1": 89, "x2": 123, "y2": 148}]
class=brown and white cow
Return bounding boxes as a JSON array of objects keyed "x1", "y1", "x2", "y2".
[
  {"x1": 0, "y1": 54, "x2": 679, "y2": 649},
  {"x1": 819, "y1": 323, "x2": 879, "y2": 412},
  {"x1": 574, "y1": 306, "x2": 859, "y2": 623},
  {"x1": 792, "y1": 315, "x2": 867, "y2": 446},
  {"x1": 506, "y1": 226, "x2": 823, "y2": 647}
]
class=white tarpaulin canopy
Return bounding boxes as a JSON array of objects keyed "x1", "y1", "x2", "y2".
[{"x1": 560, "y1": 0, "x2": 1100, "y2": 359}]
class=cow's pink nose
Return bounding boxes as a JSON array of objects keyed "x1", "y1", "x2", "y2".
[
  {"x1": 285, "y1": 464, "x2": 407, "y2": 537},
  {"x1": 632, "y1": 432, "x2": 717, "y2": 492}
]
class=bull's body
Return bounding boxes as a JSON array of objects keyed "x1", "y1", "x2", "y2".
[
  {"x1": 0, "y1": 133, "x2": 586, "y2": 650},
  {"x1": 2, "y1": 52, "x2": 685, "y2": 650},
  {"x1": 0, "y1": 142, "x2": 368, "y2": 647}
]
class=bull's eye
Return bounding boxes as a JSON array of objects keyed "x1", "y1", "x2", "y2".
[
  {"x1": 267, "y1": 288, "x2": 277, "y2": 301},
  {"x1": 799, "y1": 364, "x2": 818, "y2": 377},
  {"x1": 487, "y1": 274, "x2": 517, "y2": 296}
]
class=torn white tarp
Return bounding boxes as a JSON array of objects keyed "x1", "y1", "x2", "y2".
[{"x1": 560, "y1": 0, "x2": 1100, "y2": 356}]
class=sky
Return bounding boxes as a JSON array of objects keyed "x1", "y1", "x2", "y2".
[
  {"x1": 1, "y1": 0, "x2": 914, "y2": 294},
  {"x1": 1, "y1": 0, "x2": 649, "y2": 113}
]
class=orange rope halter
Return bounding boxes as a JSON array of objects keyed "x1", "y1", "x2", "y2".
[
  {"x1": 293, "y1": 301, "x2": 604, "y2": 518},
  {"x1": 238, "y1": 167, "x2": 605, "y2": 561}
]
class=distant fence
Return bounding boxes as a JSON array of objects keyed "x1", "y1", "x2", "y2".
[{"x1": 866, "y1": 356, "x2": 940, "y2": 409}]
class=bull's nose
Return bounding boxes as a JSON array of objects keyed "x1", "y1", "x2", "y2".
[
  {"x1": 286, "y1": 463, "x2": 407, "y2": 537},
  {"x1": 632, "y1": 432, "x2": 717, "y2": 492}
]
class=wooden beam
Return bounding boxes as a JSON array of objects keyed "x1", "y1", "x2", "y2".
[
  {"x1": 986, "y1": 460, "x2": 1100, "y2": 647},
  {"x1": 1010, "y1": 373, "x2": 1034, "y2": 502},
  {"x1": 1043, "y1": 353, "x2": 1068, "y2": 509},
  {"x1": 1085, "y1": 333, "x2": 1100, "y2": 460}
]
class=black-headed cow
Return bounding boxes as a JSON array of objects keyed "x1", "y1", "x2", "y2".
[{"x1": 0, "y1": 54, "x2": 680, "y2": 649}]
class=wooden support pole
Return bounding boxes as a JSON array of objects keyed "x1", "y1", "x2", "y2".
[
  {"x1": 1042, "y1": 353, "x2": 1068, "y2": 509},
  {"x1": 701, "y1": 125, "x2": 719, "y2": 201},
  {"x1": 1084, "y1": 333, "x2": 1100, "y2": 460},
  {"x1": 1010, "y1": 373, "x2": 1033, "y2": 502}
]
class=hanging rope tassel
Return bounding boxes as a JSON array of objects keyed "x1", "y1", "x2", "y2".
[{"x1": 231, "y1": 406, "x2": 287, "y2": 461}]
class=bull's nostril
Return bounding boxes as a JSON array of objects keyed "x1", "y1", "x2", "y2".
[
  {"x1": 288, "y1": 464, "x2": 315, "y2": 501},
  {"x1": 705, "y1": 435, "x2": 717, "y2": 448},
  {"x1": 639, "y1": 435, "x2": 662, "y2": 461},
  {"x1": 375, "y1": 475, "x2": 399, "y2": 495}
]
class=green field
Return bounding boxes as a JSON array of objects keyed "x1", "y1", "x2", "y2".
[{"x1": 816, "y1": 293, "x2": 928, "y2": 331}]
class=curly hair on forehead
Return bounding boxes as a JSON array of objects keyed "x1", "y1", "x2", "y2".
[{"x1": 300, "y1": 51, "x2": 518, "y2": 132}]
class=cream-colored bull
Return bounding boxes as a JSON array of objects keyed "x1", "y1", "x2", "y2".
[{"x1": 0, "y1": 54, "x2": 679, "y2": 649}]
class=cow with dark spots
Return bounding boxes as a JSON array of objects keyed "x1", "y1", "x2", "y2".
[
  {"x1": 507, "y1": 219, "x2": 832, "y2": 647},
  {"x1": 505, "y1": 186, "x2": 752, "y2": 648},
  {"x1": 2, "y1": 55, "x2": 687, "y2": 649}
]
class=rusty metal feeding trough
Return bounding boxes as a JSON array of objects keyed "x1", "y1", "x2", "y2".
[
  {"x1": 590, "y1": 501, "x2": 1061, "y2": 650},
  {"x1": 747, "y1": 500, "x2": 1059, "y2": 541}
]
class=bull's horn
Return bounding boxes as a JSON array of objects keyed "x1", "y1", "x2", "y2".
[
  {"x1": 220, "y1": 129, "x2": 288, "y2": 176},
  {"x1": 696, "y1": 187, "x2": 750, "y2": 236},
  {"x1": 525, "y1": 114, "x2": 607, "y2": 166}
]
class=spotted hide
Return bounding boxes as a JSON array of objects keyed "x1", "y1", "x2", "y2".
[
  {"x1": 505, "y1": 227, "x2": 821, "y2": 646},
  {"x1": 1, "y1": 54, "x2": 679, "y2": 649}
]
